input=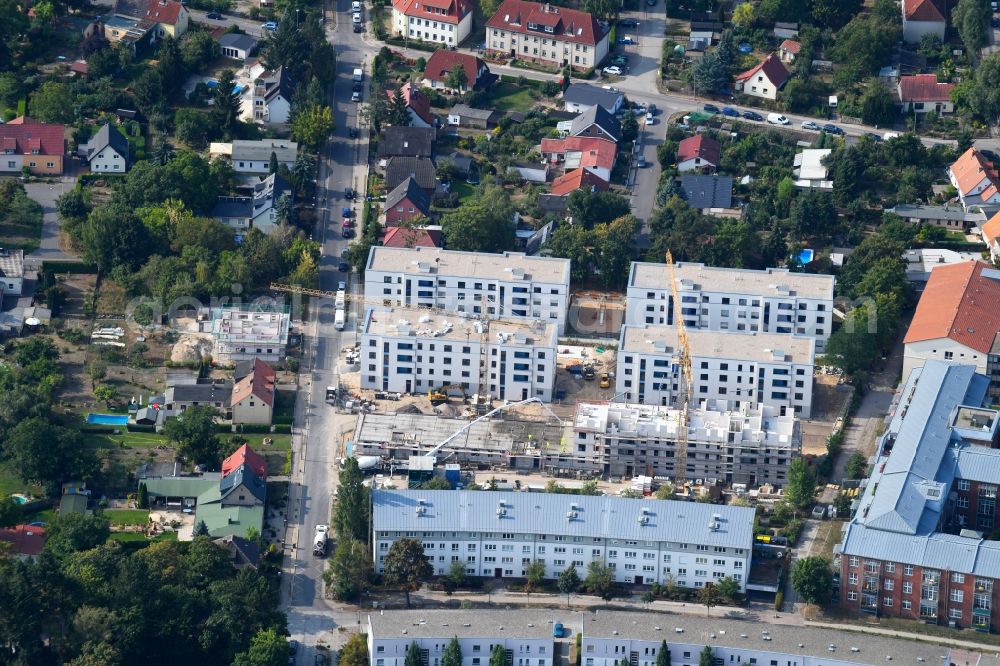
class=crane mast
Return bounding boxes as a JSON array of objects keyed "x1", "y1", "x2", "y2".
[{"x1": 665, "y1": 251, "x2": 693, "y2": 488}]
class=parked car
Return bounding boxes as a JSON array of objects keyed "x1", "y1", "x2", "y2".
[
  {"x1": 800, "y1": 120, "x2": 820, "y2": 130},
  {"x1": 703, "y1": 103, "x2": 720, "y2": 113},
  {"x1": 340, "y1": 248, "x2": 349, "y2": 259},
  {"x1": 261, "y1": 21, "x2": 278, "y2": 30},
  {"x1": 647, "y1": 103, "x2": 657, "y2": 115},
  {"x1": 721, "y1": 106, "x2": 739, "y2": 117},
  {"x1": 646, "y1": 0, "x2": 655, "y2": 6},
  {"x1": 822, "y1": 123, "x2": 844, "y2": 135},
  {"x1": 289, "y1": 641, "x2": 299, "y2": 655},
  {"x1": 338, "y1": 260, "x2": 350, "y2": 272},
  {"x1": 646, "y1": 111, "x2": 654, "y2": 123},
  {"x1": 348, "y1": 127, "x2": 358, "y2": 138},
  {"x1": 637, "y1": 153, "x2": 646, "y2": 167},
  {"x1": 342, "y1": 218, "x2": 354, "y2": 229},
  {"x1": 338, "y1": 281, "x2": 347, "y2": 291},
  {"x1": 602, "y1": 65, "x2": 623, "y2": 76},
  {"x1": 864, "y1": 132, "x2": 882, "y2": 142},
  {"x1": 352, "y1": 12, "x2": 361, "y2": 23},
  {"x1": 553, "y1": 623, "x2": 566, "y2": 638},
  {"x1": 344, "y1": 187, "x2": 355, "y2": 200},
  {"x1": 342, "y1": 206, "x2": 352, "y2": 217},
  {"x1": 352, "y1": 0, "x2": 362, "y2": 10},
  {"x1": 741, "y1": 110, "x2": 763, "y2": 121},
  {"x1": 766, "y1": 113, "x2": 790, "y2": 125},
  {"x1": 342, "y1": 227, "x2": 353, "y2": 238},
  {"x1": 205, "y1": 11, "x2": 222, "y2": 18},
  {"x1": 619, "y1": 18, "x2": 639, "y2": 26},
  {"x1": 353, "y1": 22, "x2": 363, "y2": 32},
  {"x1": 617, "y1": 36, "x2": 635, "y2": 45},
  {"x1": 351, "y1": 91, "x2": 361, "y2": 102}
]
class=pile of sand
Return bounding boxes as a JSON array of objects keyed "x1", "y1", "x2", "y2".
[{"x1": 170, "y1": 334, "x2": 214, "y2": 363}]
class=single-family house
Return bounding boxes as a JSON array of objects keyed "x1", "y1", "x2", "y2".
[
  {"x1": 735, "y1": 53, "x2": 790, "y2": 101},
  {"x1": 163, "y1": 381, "x2": 233, "y2": 416},
  {"x1": 446, "y1": 104, "x2": 502, "y2": 129},
  {"x1": 0, "y1": 525, "x2": 46, "y2": 560},
  {"x1": 778, "y1": 39, "x2": 800, "y2": 63},
  {"x1": 679, "y1": 174, "x2": 735, "y2": 214},
  {"x1": 539, "y1": 136, "x2": 616, "y2": 182},
  {"x1": 897, "y1": 74, "x2": 954, "y2": 115},
  {"x1": 385, "y1": 177, "x2": 433, "y2": 225},
  {"x1": 218, "y1": 32, "x2": 258, "y2": 60},
  {"x1": 223, "y1": 443, "x2": 268, "y2": 479},
  {"x1": 567, "y1": 105, "x2": 621, "y2": 143},
  {"x1": 212, "y1": 139, "x2": 297, "y2": 175},
  {"x1": 902, "y1": 260, "x2": 1000, "y2": 378},
  {"x1": 0, "y1": 249, "x2": 25, "y2": 297},
  {"x1": 213, "y1": 534, "x2": 260, "y2": 569},
  {"x1": 982, "y1": 211, "x2": 1000, "y2": 263},
  {"x1": 386, "y1": 82, "x2": 436, "y2": 128},
  {"x1": 949, "y1": 147, "x2": 1000, "y2": 213},
  {"x1": 83, "y1": 123, "x2": 130, "y2": 173},
  {"x1": 111, "y1": 0, "x2": 189, "y2": 41},
  {"x1": 486, "y1": 0, "x2": 609, "y2": 70},
  {"x1": 902, "y1": 0, "x2": 946, "y2": 43},
  {"x1": 70, "y1": 60, "x2": 89, "y2": 77},
  {"x1": 230, "y1": 359, "x2": 275, "y2": 425},
  {"x1": 903, "y1": 248, "x2": 983, "y2": 285},
  {"x1": 211, "y1": 173, "x2": 293, "y2": 234},
  {"x1": 676, "y1": 135, "x2": 720, "y2": 174},
  {"x1": 889, "y1": 204, "x2": 969, "y2": 231},
  {"x1": 385, "y1": 156, "x2": 437, "y2": 194},
  {"x1": 248, "y1": 66, "x2": 293, "y2": 124},
  {"x1": 550, "y1": 168, "x2": 608, "y2": 196},
  {"x1": 422, "y1": 50, "x2": 490, "y2": 92},
  {"x1": 382, "y1": 225, "x2": 443, "y2": 248},
  {"x1": 378, "y1": 126, "x2": 436, "y2": 159},
  {"x1": 562, "y1": 83, "x2": 623, "y2": 114},
  {"x1": 0, "y1": 117, "x2": 66, "y2": 175},
  {"x1": 391, "y1": 0, "x2": 473, "y2": 47},
  {"x1": 793, "y1": 148, "x2": 833, "y2": 189}
]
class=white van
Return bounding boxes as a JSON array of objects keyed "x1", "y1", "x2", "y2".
[
  {"x1": 352, "y1": 0, "x2": 362, "y2": 10},
  {"x1": 767, "y1": 113, "x2": 789, "y2": 125},
  {"x1": 335, "y1": 308, "x2": 346, "y2": 330}
]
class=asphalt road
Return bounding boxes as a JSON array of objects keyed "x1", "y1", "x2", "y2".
[
  {"x1": 186, "y1": 6, "x2": 270, "y2": 36},
  {"x1": 23, "y1": 178, "x2": 78, "y2": 266}
]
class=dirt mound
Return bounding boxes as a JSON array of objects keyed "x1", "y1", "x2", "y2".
[{"x1": 171, "y1": 334, "x2": 214, "y2": 363}]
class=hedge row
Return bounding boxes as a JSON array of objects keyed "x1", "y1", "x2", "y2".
[
  {"x1": 384, "y1": 36, "x2": 438, "y2": 52},
  {"x1": 273, "y1": 424, "x2": 292, "y2": 434},
  {"x1": 233, "y1": 424, "x2": 272, "y2": 434},
  {"x1": 81, "y1": 425, "x2": 117, "y2": 434},
  {"x1": 127, "y1": 424, "x2": 155, "y2": 433},
  {"x1": 42, "y1": 261, "x2": 98, "y2": 274}
]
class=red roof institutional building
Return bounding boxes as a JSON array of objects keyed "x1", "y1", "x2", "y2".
[{"x1": 485, "y1": 0, "x2": 609, "y2": 70}]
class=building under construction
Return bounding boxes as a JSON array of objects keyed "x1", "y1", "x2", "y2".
[{"x1": 201, "y1": 305, "x2": 291, "y2": 363}]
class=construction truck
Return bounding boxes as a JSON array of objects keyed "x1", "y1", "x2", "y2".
[{"x1": 313, "y1": 524, "x2": 328, "y2": 557}]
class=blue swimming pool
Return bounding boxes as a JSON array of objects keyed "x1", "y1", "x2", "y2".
[
  {"x1": 798, "y1": 249, "x2": 815, "y2": 265},
  {"x1": 206, "y1": 79, "x2": 247, "y2": 94},
  {"x1": 87, "y1": 413, "x2": 129, "y2": 425}
]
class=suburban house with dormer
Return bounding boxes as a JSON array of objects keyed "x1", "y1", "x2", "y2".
[
  {"x1": 486, "y1": 0, "x2": 609, "y2": 70},
  {"x1": 735, "y1": 53, "x2": 790, "y2": 101},
  {"x1": 0, "y1": 117, "x2": 66, "y2": 175},
  {"x1": 949, "y1": 147, "x2": 1000, "y2": 213}
]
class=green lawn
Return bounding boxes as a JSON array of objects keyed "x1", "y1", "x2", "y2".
[
  {"x1": 487, "y1": 82, "x2": 538, "y2": 113},
  {"x1": 104, "y1": 509, "x2": 150, "y2": 526},
  {"x1": 25, "y1": 508, "x2": 57, "y2": 525},
  {"x1": 239, "y1": 433, "x2": 292, "y2": 450},
  {"x1": 109, "y1": 531, "x2": 177, "y2": 543},
  {"x1": 450, "y1": 180, "x2": 476, "y2": 203},
  {"x1": 84, "y1": 431, "x2": 168, "y2": 449},
  {"x1": 0, "y1": 465, "x2": 42, "y2": 496}
]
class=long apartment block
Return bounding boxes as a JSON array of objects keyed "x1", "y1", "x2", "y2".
[
  {"x1": 617, "y1": 324, "x2": 816, "y2": 417},
  {"x1": 837, "y1": 361, "x2": 1000, "y2": 632},
  {"x1": 365, "y1": 246, "x2": 571, "y2": 334},
  {"x1": 360, "y1": 306, "x2": 558, "y2": 402},
  {"x1": 573, "y1": 401, "x2": 799, "y2": 486},
  {"x1": 372, "y1": 489, "x2": 755, "y2": 587},
  {"x1": 365, "y1": 610, "x2": 980, "y2": 666},
  {"x1": 627, "y1": 262, "x2": 835, "y2": 351}
]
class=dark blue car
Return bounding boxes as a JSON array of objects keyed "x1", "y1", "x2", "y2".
[
  {"x1": 742, "y1": 110, "x2": 763, "y2": 121},
  {"x1": 721, "y1": 106, "x2": 740, "y2": 117},
  {"x1": 703, "y1": 104, "x2": 720, "y2": 114},
  {"x1": 823, "y1": 123, "x2": 844, "y2": 135}
]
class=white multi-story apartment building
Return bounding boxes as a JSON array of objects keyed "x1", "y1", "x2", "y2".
[
  {"x1": 617, "y1": 325, "x2": 815, "y2": 417},
  {"x1": 372, "y1": 490, "x2": 754, "y2": 588},
  {"x1": 365, "y1": 247, "x2": 571, "y2": 334},
  {"x1": 391, "y1": 0, "x2": 473, "y2": 47},
  {"x1": 485, "y1": 0, "x2": 609, "y2": 70},
  {"x1": 626, "y1": 262, "x2": 835, "y2": 352},
  {"x1": 360, "y1": 307, "x2": 558, "y2": 401},
  {"x1": 573, "y1": 401, "x2": 799, "y2": 486}
]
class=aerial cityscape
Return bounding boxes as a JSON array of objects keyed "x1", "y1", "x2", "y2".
[{"x1": 3, "y1": 0, "x2": 1000, "y2": 664}]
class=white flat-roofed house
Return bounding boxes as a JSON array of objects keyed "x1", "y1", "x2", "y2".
[
  {"x1": 372, "y1": 489, "x2": 755, "y2": 587},
  {"x1": 365, "y1": 246, "x2": 571, "y2": 334},
  {"x1": 616, "y1": 325, "x2": 815, "y2": 417},
  {"x1": 204, "y1": 307, "x2": 290, "y2": 363},
  {"x1": 360, "y1": 307, "x2": 557, "y2": 401},
  {"x1": 213, "y1": 139, "x2": 297, "y2": 175},
  {"x1": 0, "y1": 248, "x2": 25, "y2": 297},
  {"x1": 792, "y1": 148, "x2": 832, "y2": 189},
  {"x1": 625, "y1": 262, "x2": 835, "y2": 352}
]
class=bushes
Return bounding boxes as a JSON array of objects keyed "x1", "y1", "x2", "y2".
[
  {"x1": 234, "y1": 424, "x2": 271, "y2": 434},
  {"x1": 273, "y1": 424, "x2": 292, "y2": 434}
]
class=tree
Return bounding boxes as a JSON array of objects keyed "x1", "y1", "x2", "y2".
[
  {"x1": 405, "y1": 642, "x2": 423, "y2": 666},
  {"x1": 621, "y1": 111, "x2": 639, "y2": 143},
  {"x1": 698, "y1": 582, "x2": 722, "y2": 615},
  {"x1": 845, "y1": 451, "x2": 868, "y2": 479},
  {"x1": 731, "y1": 2, "x2": 754, "y2": 27},
  {"x1": 57, "y1": 188, "x2": 90, "y2": 220},
  {"x1": 443, "y1": 637, "x2": 462, "y2": 666},
  {"x1": 525, "y1": 560, "x2": 546, "y2": 594},
  {"x1": 441, "y1": 184, "x2": 515, "y2": 252},
  {"x1": 490, "y1": 645, "x2": 507, "y2": 666},
  {"x1": 583, "y1": 0, "x2": 617, "y2": 22},
  {"x1": 809, "y1": 0, "x2": 862, "y2": 30},
  {"x1": 383, "y1": 538, "x2": 433, "y2": 607},
  {"x1": 567, "y1": 190, "x2": 631, "y2": 229},
  {"x1": 785, "y1": 458, "x2": 817, "y2": 511},
  {"x1": 716, "y1": 576, "x2": 740, "y2": 602},
  {"x1": 860, "y1": 80, "x2": 897, "y2": 127},
  {"x1": 446, "y1": 559, "x2": 467, "y2": 591},
  {"x1": 340, "y1": 634, "x2": 369, "y2": 666},
  {"x1": 28, "y1": 80, "x2": 76, "y2": 123},
  {"x1": 163, "y1": 405, "x2": 222, "y2": 467},
  {"x1": 584, "y1": 559, "x2": 615, "y2": 600},
  {"x1": 268, "y1": 151, "x2": 279, "y2": 175},
  {"x1": 4, "y1": 417, "x2": 99, "y2": 492},
  {"x1": 655, "y1": 641, "x2": 670, "y2": 666},
  {"x1": 0, "y1": 496, "x2": 22, "y2": 529},
  {"x1": 830, "y1": 14, "x2": 901, "y2": 89},
  {"x1": 45, "y1": 513, "x2": 111, "y2": 558},
  {"x1": 153, "y1": 140, "x2": 175, "y2": 166},
  {"x1": 334, "y1": 457, "x2": 370, "y2": 543},
  {"x1": 94, "y1": 384, "x2": 117, "y2": 404},
  {"x1": 791, "y1": 556, "x2": 833, "y2": 604},
  {"x1": 388, "y1": 84, "x2": 411, "y2": 127},
  {"x1": 325, "y1": 537, "x2": 372, "y2": 602},
  {"x1": 692, "y1": 50, "x2": 729, "y2": 95},
  {"x1": 698, "y1": 646, "x2": 714, "y2": 666},
  {"x1": 291, "y1": 104, "x2": 334, "y2": 151},
  {"x1": 445, "y1": 63, "x2": 468, "y2": 91},
  {"x1": 194, "y1": 520, "x2": 210, "y2": 537},
  {"x1": 232, "y1": 628, "x2": 290, "y2": 666},
  {"x1": 953, "y1": 0, "x2": 990, "y2": 58},
  {"x1": 137, "y1": 482, "x2": 149, "y2": 510},
  {"x1": 557, "y1": 564, "x2": 580, "y2": 605}
]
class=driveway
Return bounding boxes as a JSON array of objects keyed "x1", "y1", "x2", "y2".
[{"x1": 23, "y1": 178, "x2": 78, "y2": 265}]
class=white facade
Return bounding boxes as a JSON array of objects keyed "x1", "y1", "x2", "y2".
[
  {"x1": 617, "y1": 325, "x2": 815, "y2": 418},
  {"x1": 573, "y1": 401, "x2": 800, "y2": 486},
  {"x1": 488, "y1": 28, "x2": 609, "y2": 70},
  {"x1": 204, "y1": 308, "x2": 290, "y2": 363},
  {"x1": 626, "y1": 262, "x2": 835, "y2": 352},
  {"x1": 393, "y1": 8, "x2": 473, "y2": 46},
  {"x1": 88, "y1": 145, "x2": 127, "y2": 172},
  {"x1": 372, "y1": 490, "x2": 754, "y2": 587},
  {"x1": 360, "y1": 307, "x2": 557, "y2": 401},
  {"x1": 0, "y1": 249, "x2": 24, "y2": 296},
  {"x1": 365, "y1": 247, "x2": 571, "y2": 334},
  {"x1": 903, "y1": 338, "x2": 988, "y2": 381}
]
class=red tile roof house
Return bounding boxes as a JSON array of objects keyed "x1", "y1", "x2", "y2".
[
  {"x1": 386, "y1": 82, "x2": 436, "y2": 128},
  {"x1": 422, "y1": 50, "x2": 490, "y2": 93},
  {"x1": 897, "y1": 74, "x2": 955, "y2": 115},
  {"x1": 382, "y1": 225, "x2": 443, "y2": 248},
  {"x1": 734, "y1": 53, "x2": 790, "y2": 101},
  {"x1": 982, "y1": 211, "x2": 1000, "y2": 263},
  {"x1": 222, "y1": 443, "x2": 268, "y2": 479},
  {"x1": 0, "y1": 116, "x2": 66, "y2": 175},
  {"x1": 948, "y1": 147, "x2": 1000, "y2": 213},
  {"x1": 539, "y1": 136, "x2": 616, "y2": 182},
  {"x1": 390, "y1": 0, "x2": 473, "y2": 47},
  {"x1": 550, "y1": 168, "x2": 608, "y2": 196},
  {"x1": 676, "y1": 135, "x2": 720, "y2": 174},
  {"x1": 229, "y1": 359, "x2": 275, "y2": 425},
  {"x1": 902, "y1": 0, "x2": 945, "y2": 44},
  {"x1": 486, "y1": 0, "x2": 609, "y2": 71},
  {"x1": 778, "y1": 39, "x2": 800, "y2": 63},
  {"x1": 0, "y1": 525, "x2": 46, "y2": 560},
  {"x1": 384, "y1": 176, "x2": 433, "y2": 225}
]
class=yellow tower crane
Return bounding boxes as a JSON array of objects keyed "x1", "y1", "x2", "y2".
[{"x1": 665, "y1": 251, "x2": 693, "y2": 488}]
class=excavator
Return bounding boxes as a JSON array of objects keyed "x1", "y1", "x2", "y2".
[{"x1": 428, "y1": 384, "x2": 467, "y2": 405}]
